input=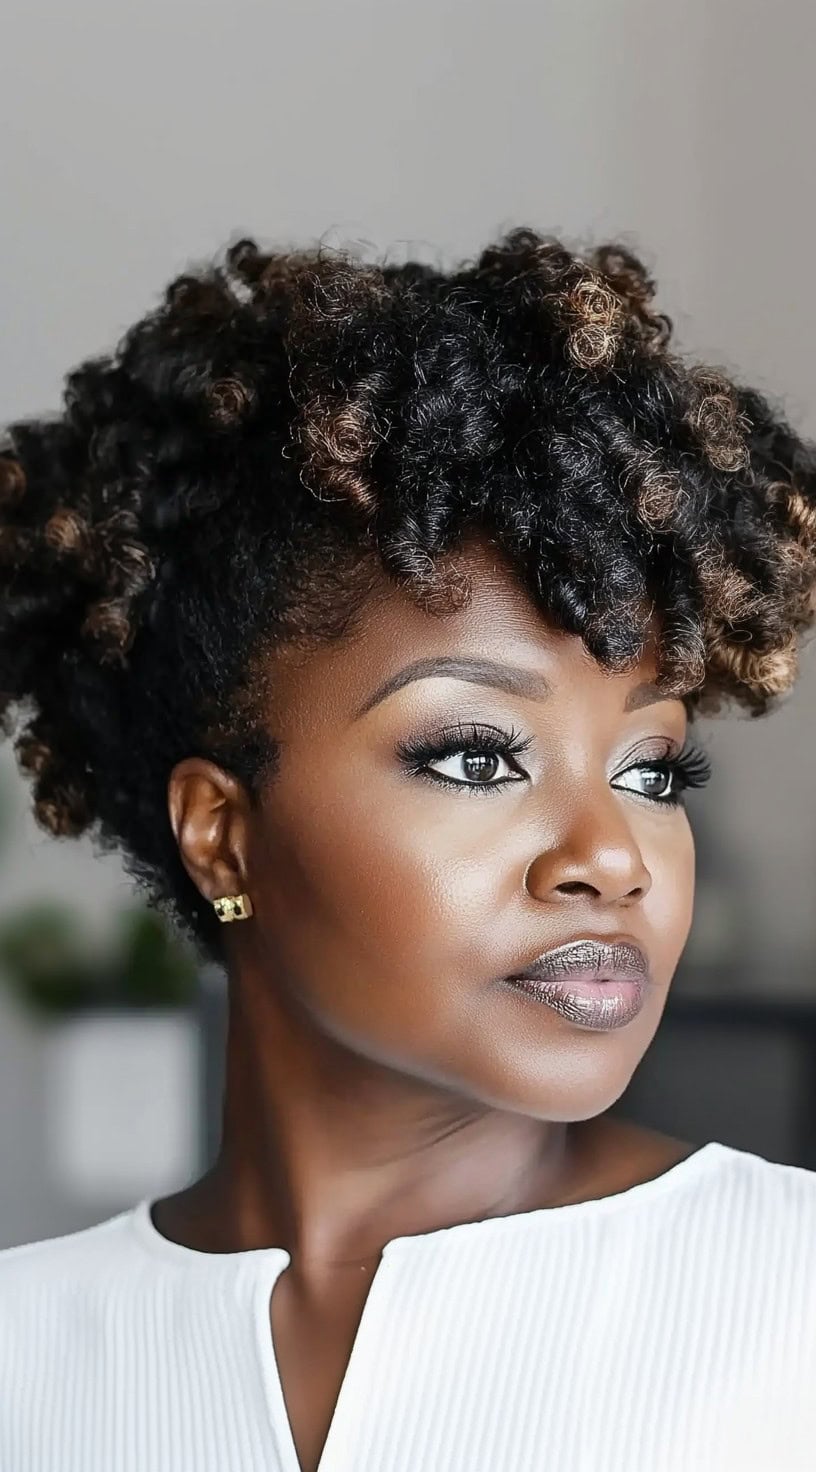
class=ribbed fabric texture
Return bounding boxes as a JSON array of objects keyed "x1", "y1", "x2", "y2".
[{"x1": 1, "y1": 1141, "x2": 815, "y2": 1471}]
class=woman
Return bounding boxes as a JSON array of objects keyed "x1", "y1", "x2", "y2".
[{"x1": 0, "y1": 229, "x2": 815, "y2": 1471}]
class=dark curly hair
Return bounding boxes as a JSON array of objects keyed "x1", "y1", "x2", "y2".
[{"x1": 2, "y1": 227, "x2": 816, "y2": 966}]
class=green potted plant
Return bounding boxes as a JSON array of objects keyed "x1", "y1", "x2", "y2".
[
  {"x1": 0, "y1": 900, "x2": 203, "y2": 1206},
  {"x1": 0, "y1": 902, "x2": 198, "y2": 1017}
]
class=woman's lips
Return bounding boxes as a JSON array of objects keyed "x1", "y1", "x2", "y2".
[
  {"x1": 503, "y1": 938, "x2": 650, "y2": 1031},
  {"x1": 503, "y1": 972, "x2": 646, "y2": 1030}
]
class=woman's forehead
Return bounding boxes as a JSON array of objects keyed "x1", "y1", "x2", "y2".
[{"x1": 260, "y1": 542, "x2": 664, "y2": 732}]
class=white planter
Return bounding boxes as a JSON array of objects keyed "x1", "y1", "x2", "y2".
[{"x1": 43, "y1": 1007, "x2": 201, "y2": 1207}]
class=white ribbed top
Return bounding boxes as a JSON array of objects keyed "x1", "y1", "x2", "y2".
[{"x1": 1, "y1": 1140, "x2": 816, "y2": 1471}]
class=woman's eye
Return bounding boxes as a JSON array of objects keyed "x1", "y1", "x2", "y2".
[
  {"x1": 426, "y1": 748, "x2": 522, "y2": 787},
  {"x1": 612, "y1": 762, "x2": 675, "y2": 802},
  {"x1": 396, "y1": 724, "x2": 533, "y2": 794}
]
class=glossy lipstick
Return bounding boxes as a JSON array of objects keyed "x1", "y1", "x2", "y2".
[{"x1": 504, "y1": 938, "x2": 649, "y2": 1030}]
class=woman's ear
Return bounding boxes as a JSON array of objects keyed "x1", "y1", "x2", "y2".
[{"x1": 167, "y1": 757, "x2": 252, "y2": 905}]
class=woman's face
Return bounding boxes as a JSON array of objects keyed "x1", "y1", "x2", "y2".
[{"x1": 243, "y1": 537, "x2": 696, "y2": 1122}]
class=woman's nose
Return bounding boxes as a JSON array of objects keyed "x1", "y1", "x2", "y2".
[{"x1": 523, "y1": 792, "x2": 652, "y2": 907}]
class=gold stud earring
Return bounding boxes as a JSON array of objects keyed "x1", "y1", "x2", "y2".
[{"x1": 212, "y1": 892, "x2": 254, "y2": 923}]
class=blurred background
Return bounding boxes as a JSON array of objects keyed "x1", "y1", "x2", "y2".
[{"x1": 2, "y1": 0, "x2": 816, "y2": 1247}]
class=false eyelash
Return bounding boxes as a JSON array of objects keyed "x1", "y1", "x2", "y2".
[
  {"x1": 396, "y1": 720, "x2": 533, "y2": 775},
  {"x1": 664, "y1": 742, "x2": 713, "y2": 794}
]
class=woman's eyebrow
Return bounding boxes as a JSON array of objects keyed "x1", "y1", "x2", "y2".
[{"x1": 353, "y1": 655, "x2": 669, "y2": 719}]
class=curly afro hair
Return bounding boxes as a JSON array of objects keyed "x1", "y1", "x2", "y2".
[{"x1": 2, "y1": 227, "x2": 816, "y2": 967}]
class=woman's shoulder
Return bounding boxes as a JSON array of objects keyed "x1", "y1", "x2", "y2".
[
  {"x1": 692, "y1": 1138, "x2": 816, "y2": 1219},
  {"x1": 618, "y1": 1139, "x2": 816, "y2": 1304},
  {"x1": 555, "y1": 1129, "x2": 816, "y2": 1290},
  {"x1": 621, "y1": 1134, "x2": 816, "y2": 1234},
  {"x1": 0, "y1": 1204, "x2": 140, "y2": 1293},
  {"x1": 583, "y1": 1119, "x2": 816, "y2": 1231}
]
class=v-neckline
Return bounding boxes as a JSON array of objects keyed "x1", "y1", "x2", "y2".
[
  {"x1": 253, "y1": 1252, "x2": 395, "y2": 1472},
  {"x1": 128, "y1": 1144, "x2": 726, "y2": 1471}
]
